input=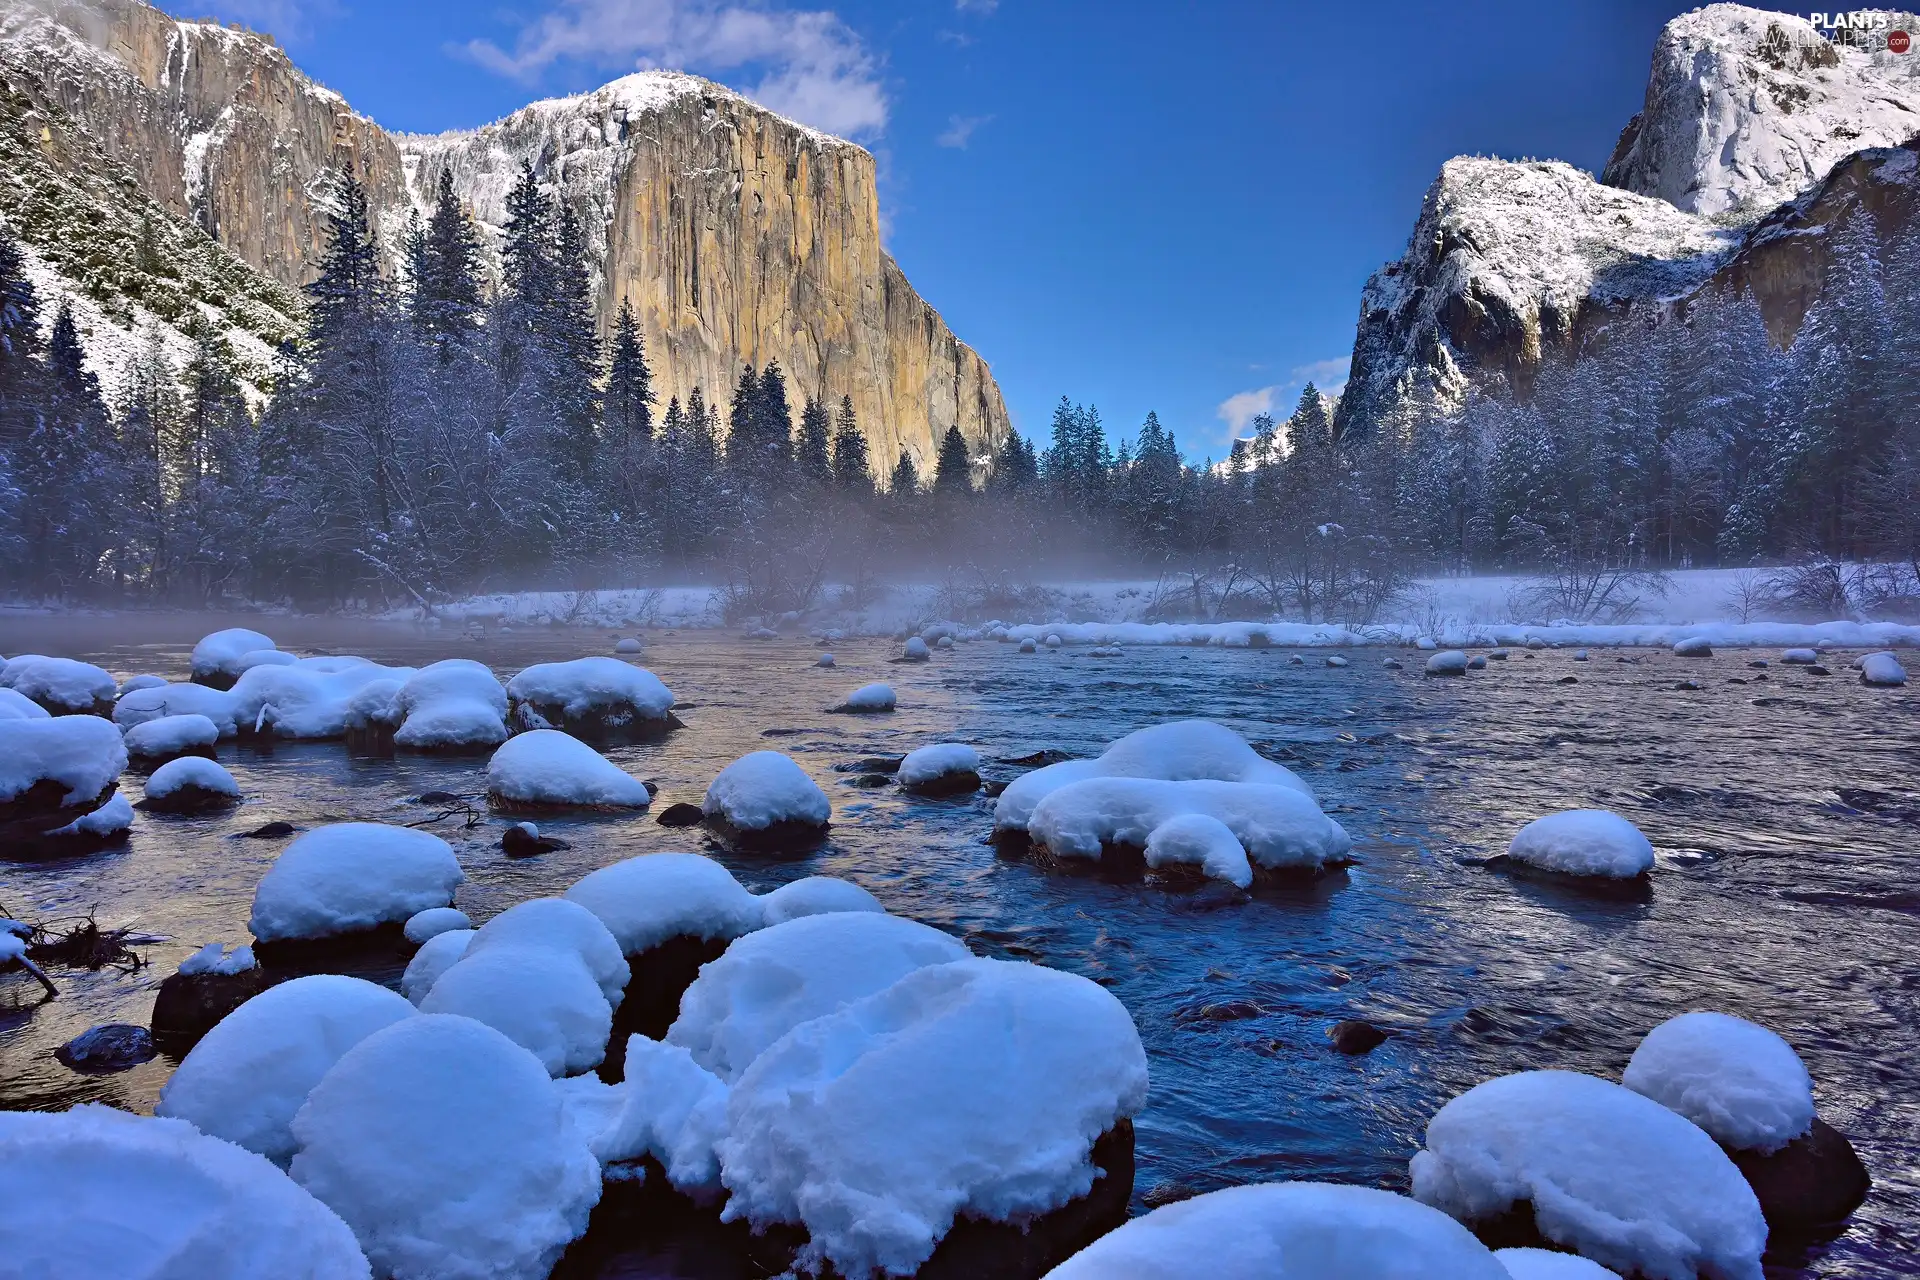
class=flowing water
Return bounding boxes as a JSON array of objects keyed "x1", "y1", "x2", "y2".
[{"x1": 1, "y1": 615, "x2": 1916, "y2": 1278}]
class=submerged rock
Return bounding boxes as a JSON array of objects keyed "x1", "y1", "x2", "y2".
[
  {"x1": 502, "y1": 821, "x2": 568, "y2": 857},
  {"x1": 151, "y1": 967, "x2": 270, "y2": 1049},
  {"x1": 56, "y1": 1022, "x2": 157, "y2": 1071},
  {"x1": 655, "y1": 802, "x2": 705, "y2": 827},
  {"x1": 1328, "y1": 1019, "x2": 1389, "y2": 1056}
]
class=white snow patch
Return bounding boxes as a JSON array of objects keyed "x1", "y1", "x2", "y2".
[
  {"x1": 123, "y1": 713, "x2": 218, "y2": 758},
  {"x1": 419, "y1": 943, "x2": 613, "y2": 1076},
  {"x1": 1029, "y1": 777, "x2": 1352, "y2": 876},
  {"x1": 703, "y1": 751, "x2": 830, "y2": 832},
  {"x1": 1, "y1": 654, "x2": 115, "y2": 711},
  {"x1": 1507, "y1": 810, "x2": 1655, "y2": 879},
  {"x1": 403, "y1": 906, "x2": 472, "y2": 944},
  {"x1": 506, "y1": 657, "x2": 674, "y2": 721},
  {"x1": 229, "y1": 658, "x2": 417, "y2": 740},
  {"x1": 1622, "y1": 1011, "x2": 1815, "y2": 1154},
  {"x1": 144, "y1": 755, "x2": 238, "y2": 801},
  {"x1": 1496, "y1": 1247, "x2": 1622, "y2": 1279},
  {"x1": 838, "y1": 681, "x2": 897, "y2": 712},
  {"x1": 0, "y1": 714, "x2": 127, "y2": 807},
  {"x1": 0, "y1": 686, "x2": 51, "y2": 719},
  {"x1": 402, "y1": 929, "x2": 474, "y2": 1004},
  {"x1": 487, "y1": 729, "x2": 652, "y2": 807},
  {"x1": 756, "y1": 875, "x2": 885, "y2": 925},
  {"x1": 190, "y1": 628, "x2": 277, "y2": 683},
  {"x1": 392, "y1": 659, "x2": 510, "y2": 749},
  {"x1": 249, "y1": 823, "x2": 465, "y2": 943},
  {"x1": 114, "y1": 682, "x2": 240, "y2": 736},
  {"x1": 1143, "y1": 811, "x2": 1255, "y2": 889},
  {"x1": 898, "y1": 742, "x2": 980, "y2": 787},
  {"x1": 461, "y1": 896, "x2": 630, "y2": 1006},
  {"x1": 47, "y1": 791, "x2": 134, "y2": 838},
  {"x1": 566, "y1": 853, "x2": 763, "y2": 954}
]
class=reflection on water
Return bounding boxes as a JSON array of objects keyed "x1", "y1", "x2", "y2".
[{"x1": 1, "y1": 616, "x2": 1915, "y2": 1278}]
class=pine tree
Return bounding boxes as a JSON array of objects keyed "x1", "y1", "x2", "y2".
[
  {"x1": 401, "y1": 210, "x2": 429, "y2": 323},
  {"x1": 888, "y1": 450, "x2": 920, "y2": 497},
  {"x1": 756, "y1": 359, "x2": 794, "y2": 476},
  {"x1": 418, "y1": 168, "x2": 483, "y2": 337},
  {"x1": 15, "y1": 302, "x2": 115, "y2": 594},
  {"x1": 548, "y1": 202, "x2": 603, "y2": 475},
  {"x1": 725, "y1": 363, "x2": 762, "y2": 478},
  {"x1": 604, "y1": 299, "x2": 654, "y2": 444},
  {"x1": 502, "y1": 163, "x2": 554, "y2": 309},
  {"x1": 830, "y1": 395, "x2": 871, "y2": 493},
  {"x1": 0, "y1": 220, "x2": 42, "y2": 445},
  {"x1": 932, "y1": 424, "x2": 972, "y2": 497},
  {"x1": 306, "y1": 172, "x2": 382, "y2": 339},
  {"x1": 796, "y1": 397, "x2": 832, "y2": 486}
]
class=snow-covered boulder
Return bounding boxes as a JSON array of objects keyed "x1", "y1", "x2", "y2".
[
  {"x1": 1045, "y1": 634, "x2": 1063, "y2": 649},
  {"x1": 1426, "y1": 650, "x2": 1470, "y2": 676},
  {"x1": 755, "y1": 875, "x2": 885, "y2": 925},
  {"x1": 123, "y1": 712, "x2": 219, "y2": 763},
  {"x1": 614, "y1": 637, "x2": 644, "y2": 655},
  {"x1": 114, "y1": 681, "x2": 240, "y2": 736},
  {"x1": 702, "y1": 750, "x2": 831, "y2": 848},
  {"x1": 402, "y1": 929, "x2": 474, "y2": 1004},
  {"x1": 0, "y1": 714, "x2": 129, "y2": 858},
  {"x1": 486, "y1": 729, "x2": 652, "y2": 809},
  {"x1": 1505, "y1": 810, "x2": 1654, "y2": 880},
  {"x1": 668, "y1": 912, "x2": 972, "y2": 1082},
  {"x1": 1860, "y1": 651, "x2": 1907, "y2": 687},
  {"x1": 1, "y1": 654, "x2": 117, "y2": 716},
  {"x1": 1467, "y1": 655, "x2": 1489, "y2": 670},
  {"x1": 156, "y1": 975, "x2": 414, "y2": 1166},
  {"x1": 711, "y1": 957, "x2": 1146, "y2": 1277},
  {"x1": 403, "y1": 906, "x2": 471, "y2": 943},
  {"x1": 566, "y1": 853, "x2": 763, "y2": 958},
  {"x1": 1781, "y1": 648, "x2": 1819, "y2": 665},
  {"x1": 248, "y1": 823, "x2": 465, "y2": 946},
  {"x1": 994, "y1": 719, "x2": 1310, "y2": 836},
  {"x1": 228, "y1": 658, "x2": 417, "y2": 741},
  {"x1": 901, "y1": 636, "x2": 931, "y2": 662},
  {"x1": 0, "y1": 686, "x2": 50, "y2": 719},
  {"x1": 1018, "y1": 637, "x2": 1038, "y2": 653},
  {"x1": 139, "y1": 756, "x2": 240, "y2": 814},
  {"x1": 1621, "y1": 1010, "x2": 1868, "y2": 1230},
  {"x1": 1673, "y1": 636, "x2": 1713, "y2": 657},
  {"x1": 815, "y1": 652, "x2": 836, "y2": 668},
  {"x1": 834, "y1": 681, "x2": 897, "y2": 713},
  {"x1": 1089, "y1": 644, "x2": 1123, "y2": 658},
  {"x1": 289, "y1": 1014, "x2": 602, "y2": 1280},
  {"x1": 1029, "y1": 777, "x2": 1353, "y2": 885},
  {"x1": 150, "y1": 945, "x2": 268, "y2": 1046},
  {"x1": 461, "y1": 896, "x2": 629, "y2": 1007},
  {"x1": 0, "y1": 1104, "x2": 370, "y2": 1278},
  {"x1": 1410, "y1": 1070, "x2": 1766, "y2": 1280},
  {"x1": 118, "y1": 673, "x2": 168, "y2": 696},
  {"x1": 1044, "y1": 1182, "x2": 1510, "y2": 1279},
  {"x1": 506, "y1": 657, "x2": 678, "y2": 739},
  {"x1": 191, "y1": 628, "x2": 278, "y2": 689},
  {"x1": 898, "y1": 742, "x2": 981, "y2": 795},
  {"x1": 1495, "y1": 1248, "x2": 1621, "y2": 1279},
  {"x1": 419, "y1": 943, "x2": 613, "y2": 1076},
  {"x1": 392, "y1": 659, "x2": 510, "y2": 750}
]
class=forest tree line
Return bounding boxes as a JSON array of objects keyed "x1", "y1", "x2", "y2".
[{"x1": 0, "y1": 167, "x2": 1915, "y2": 623}]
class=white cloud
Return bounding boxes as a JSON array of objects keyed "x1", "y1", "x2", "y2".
[
  {"x1": 1290, "y1": 356, "x2": 1350, "y2": 396},
  {"x1": 461, "y1": 0, "x2": 888, "y2": 139},
  {"x1": 955, "y1": 0, "x2": 999, "y2": 12},
  {"x1": 935, "y1": 113, "x2": 991, "y2": 148},
  {"x1": 195, "y1": 0, "x2": 339, "y2": 44},
  {"x1": 1216, "y1": 385, "x2": 1277, "y2": 435}
]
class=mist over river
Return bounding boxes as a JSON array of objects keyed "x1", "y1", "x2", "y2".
[{"x1": 1, "y1": 616, "x2": 1915, "y2": 1278}]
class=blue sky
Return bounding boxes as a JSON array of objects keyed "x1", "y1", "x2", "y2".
[{"x1": 207, "y1": 0, "x2": 1798, "y2": 459}]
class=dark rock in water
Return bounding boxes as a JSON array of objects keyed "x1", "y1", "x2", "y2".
[
  {"x1": 556, "y1": 1122, "x2": 1135, "y2": 1280},
  {"x1": 1748, "y1": 660, "x2": 1771, "y2": 669},
  {"x1": 1176, "y1": 999, "x2": 1266, "y2": 1024},
  {"x1": 1336, "y1": 758, "x2": 1366, "y2": 772},
  {"x1": 236, "y1": 820, "x2": 295, "y2": 839},
  {"x1": 1751, "y1": 673, "x2": 1768, "y2": 682},
  {"x1": 415, "y1": 790, "x2": 465, "y2": 806},
  {"x1": 834, "y1": 756, "x2": 905, "y2": 774},
  {"x1": 643, "y1": 780, "x2": 660, "y2": 798},
  {"x1": 56, "y1": 1023, "x2": 157, "y2": 1072},
  {"x1": 1327, "y1": 1019, "x2": 1389, "y2": 1055},
  {"x1": 850, "y1": 773, "x2": 893, "y2": 789},
  {"x1": 136, "y1": 783, "x2": 237, "y2": 815},
  {"x1": 598, "y1": 933, "x2": 733, "y2": 1081},
  {"x1": 509, "y1": 698, "x2": 683, "y2": 744},
  {"x1": 128, "y1": 743, "x2": 216, "y2": 767},
  {"x1": 1675, "y1": 680, "x2": 1702, "y2": 691},
  {"x1": 1382, "y1": 658, "x2": 1404, "y2": 670},
  {"x1": 902, "y1": 770, "x2": 982, "y2": 798},
  {"x1": 1616, "y1": 656, "x2": 1642, "y2": 665},
  {"x1": 999, "y1": 749, "x2": 1074, "y2": 767},
  {"x1": 1727, "y1": 1117, "x2": 1871, "y2": 1233},
  {"x1": 249, "y1": 922, "x2": 413, "y2": 974},
  {"x1": 1556, "y1": 675, "x2": 1579, "y2": 685},
  {"x1": 655, "y1": 802, "x2": 705, "y2": 827},
  {"x1": 150, "y1": 967, "x2": 269, "y2": 1048},
  {"x1": 706, "y1": 813, "x2": 829, "y2": 854},
  {"x1": 192, "y1": 670, "x2": 240, "y2": 692},
  {"x1": 981, "y1": 779, "x2": 1009, "y2": 798},
  {"x1": 1727, "y1": 677, "x2": 1747, "y2": 685},
  {"x1": 1805, "y1": 664, "x2": 1832, "y2": 676},
  {"x1": 502, "y1": 824, "x2": 568, "y2": 857},
  {"x1": 759, "y1": 727, "x2": 820, "y2": 737},
  {"x1": 0, "y1": 781, "x2": 126, "y2": 862}
]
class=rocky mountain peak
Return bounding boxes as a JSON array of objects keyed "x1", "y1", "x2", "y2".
[{"x1": 1604, "y1": 4, "x2": 1920, "y2": 218}]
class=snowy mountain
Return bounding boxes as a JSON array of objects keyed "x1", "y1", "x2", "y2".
[
  {"x1": 1604, "y1": 5, "x2": 1920, "y2": 218},
  {"x1": 0, "y1": 0, "x2": 1010, "y2": 466},
  {"x1": 1336, "y1": 3, "x2": 1920, "y2": 436}
]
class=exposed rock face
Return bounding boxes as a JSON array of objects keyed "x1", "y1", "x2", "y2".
[
  {"x1": 1336, "y1": 4, "x2": 1920, "y2": 436},
  {"x1": 1603, "y1": 6, "x2": 1920, "y2": 218},
  {"x1": 1, "y1": 0, "x2": 1011, "y2": 467},
  {"x1": 402, "y1": 75, "x2": 1009, "y2": 469}
]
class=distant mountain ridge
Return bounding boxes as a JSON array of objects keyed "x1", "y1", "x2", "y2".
[
  {"x1": 1336, "y1": 4, "x2": 1920, "y2": 437},
  {"x1": 0, "y1": 0, "x2": 1010, "y2": 467}
]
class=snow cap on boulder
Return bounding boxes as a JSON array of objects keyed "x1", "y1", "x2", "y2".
[
  {"x1": 486, "y1": 730, "x2": 651, "y2": 808},
  {"x1": 565, "y1": 853, "x2": 763, "y2": 955},
  {"x1": 1622, "y1": 1011, "x2": 1814, "y2": 1154},
  {"x1": 249, "y1": 823, "x2": 464, "y2": 944},
  {"x1": 1507, "y1": 810, "x2": 1654, "y2": 879}
]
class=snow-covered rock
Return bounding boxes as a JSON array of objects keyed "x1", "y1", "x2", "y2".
[
  {"x1": 816, "y1": 652, "x2": 836, "y2": 667},
  {"x1": 1860, "y1": 651, "x2": 1907, "y2": 686},
  {"x1": 1782, "y1": 648, "x2": 1819, "y2": 664},
  {"x1": 1030, "y1": 777, "x2": 1352, "y2": 882},
  {"x1": 403, "y1": 906, "x2": 471, "y2": 944},
  {"x1": 177, "y1": 942, "x2": 257, "y2": 976},
  {"x1": 190, "y1": 628, "x2": 277, "y2": 688},
  {"x1": 140, "y1": 755, "x2": 239, "y2": 813},
  {"x1": 0, "y1": 686, "x2": 51, "y2": 719},
  {"x1": 1603, "y1": 6, "x2": 1920, "y2": 218},
  {"x1": 898, "y1": 742, "x2": 981, "y2": 794},
  {"x1": 114, "y1": 681, "x2": 240, "y2": 736},
  {"x1": 248, "y1": 823, "x2": 464, "y2": 945},
  {"x1": 668, "y1": 911, "x2": 972, "y2": 1083},
  {"x1": 1018, "y1": 637, "x2": 1038, "y2": 653},
  {"x1": 420, "y1": 943, "x2": 613, "y2": 1076},
  {"x1": 835, "y1": 681, "x2": 897, "y2": 713},
  {"x1": 1044, "y1": 1182, "x2": 1510, "y2": 1279},
  {"x1": 1, "y1": 654, "x2": 117, "y2": 715},
  {"x1": 1506, "y1": 810, "x2": 1655, "y2": 879},
  {"x1": 565, "y1": 853, "x2": 762, "y2": 956},
  {"x1": 40, "y1": 790, "x2": 134, "y2": 843},
  {"x1": 156, "y1": 974, "x2": 415, "y2": 1166},
  {"x1": 118, "y1": 674, "x2": 168, "y2": 696},
  {"x1": 1622, "y1": 1011, "x2": 1814, "y2": 1154},
  {"x1": 614, "y1": 636, "x2": 644, "y2": 654},
  {"x1": 716, "y1": 958, "x2": 1148, "y2": 1277},
  {"x1": 1045, "y1": 634, "x2": 1063, "y2": 649},
  {"x1": 461, "y1": 896, "x2": 629, "y2": 1007},
  {"x1": 0, "y1": 1104, "x2": 370, "y2": 1278},
  {"x1": 228, "y1": 658, "x2": 417, "y2": 740},
  {"x1": 506, "y1": 657, "x2": 677, "y2": 737},
  {"x1": 902, "y1": 636, "x2": 931, "y2": 661},
  {"x1": 995, "y1": 719, "x2": 1310, "y2": 835},
  {"x1": 1427, "y1": 650, "x2": 1470, "y2": 676},
  {"x1": 1673, "y1": 636, "x2": 1713, "y2": 657},
  {"x1": 1410, "y1": 1070, "x2": 1766, "y2": 1280},
  {"x1": 1495, "y1": 1248, "x2": 1622, "y2": 1279},
  {"x1": 1, "y1": 714, "x2": 127, "y2": 812},
  {"x1": 1142, "y1": 811, "x2": 1259, "y2": 889},
  {"x1": 756, "y1": 875, "x2": 885, "y2": 925},
  {"x1": 289, "y1": 1014, "x2": 602, "y2": 1280},
  {"x1": 123, "y1": 712, "x2": 219, "y2": 761},
  {"x1": 392, "y1": 659, "x2": 510, "y2": 749},
  {"x1": 702, "y1": 750, "x2": 831, "y2": 844},
  {"x1": 485, "y1": 729, "x2": 652, "y2": 809},
  {"x1": 402, "y1": 929, "x2": 474, "y2": 1004}
]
